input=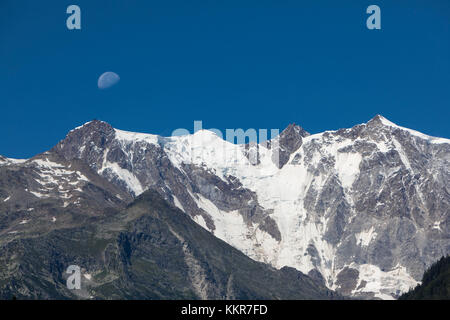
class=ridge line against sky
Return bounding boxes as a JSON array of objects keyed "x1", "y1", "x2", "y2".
[
  {"x1": 71, "y1": 114, "x2": 450, "y2": 141},
  {"x1": 3, "y1": 114, "x2": 450, "y2": 161},
  {"x1": 1, "y1": 0, "x2": 449, "y2": 158}
]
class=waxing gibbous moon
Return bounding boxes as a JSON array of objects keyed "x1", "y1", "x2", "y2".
[{"x1": 98, "y1": 71, "x2": 120, "y2": 89}]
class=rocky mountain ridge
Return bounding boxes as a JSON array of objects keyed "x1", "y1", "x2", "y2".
[{"x1": 1, "y1": 115, "x2": 448, "y2": 299}]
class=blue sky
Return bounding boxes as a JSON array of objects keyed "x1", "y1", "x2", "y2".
[{"x1": 1, "y1": 0, "x2": 449, "y2": 158}]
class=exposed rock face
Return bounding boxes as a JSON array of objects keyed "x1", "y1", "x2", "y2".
[
  {"x1": 273, "y1": 123, "x2": 310, "y2": 168},
  {"x1": 2, "y1": 115, "x2": 449, "y2": 299}
]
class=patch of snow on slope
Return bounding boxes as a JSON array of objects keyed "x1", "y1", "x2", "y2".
[
  {"x1": 432, "y1": 221, "x2": 442, "y2": 232},
  {"x1": 195, "y1": 194, "x2": 253, "y2": 254},
  {"x1": 349, "y1": 263, "x2": 419, "y2": 299},
  {"x1": 194, "y1": 193, "x2": 280, "y2": 264},
  {"x1": 69, "y1": 121, "x2": 95, "y2": 133},
  {"x1": 29, "y1": 190, "x2": 47, "y2": 198},
  {"x1": 28, "y1": 159, "x2": 90, "y2": 199},
  {"x1": 32, "y1": 159, "x2": 89, "y2": 181},
  {"x1": 193, "y1": 215, "x2": 208, "y2": 230},
  {"x1": 336, "y1": 152, "x2": 362, "y2": 189},
  {"x1": 392, "y1": 138, "x2": 412, "y2": 171},
  {"x1": 173, "y1": 196, "x2": 185, "y2": 212},
  {"x1": 7, "y1": 158, "x2": 27, "y2": 165},
  {"x1": 355, "y1": 227, "x2": 377, "y2": 247},
  {"x1": 101, "y1": 161, "x2": 143, "y2": 196},
  {"x1": 0, "y1": 156, "x2": 27, "y2": 166}
]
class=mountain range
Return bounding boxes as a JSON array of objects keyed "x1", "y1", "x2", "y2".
[{"x1": 0, "y1": 115, "x2": 448, "y2": 299}]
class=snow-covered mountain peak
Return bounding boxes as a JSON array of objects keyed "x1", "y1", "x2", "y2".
[
  {"x1": 364, "y1": 115, "x2": 450, "y2": 145},
  {"x1": 366, "y1": 114, "x2": 393, "y2": 126}
]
